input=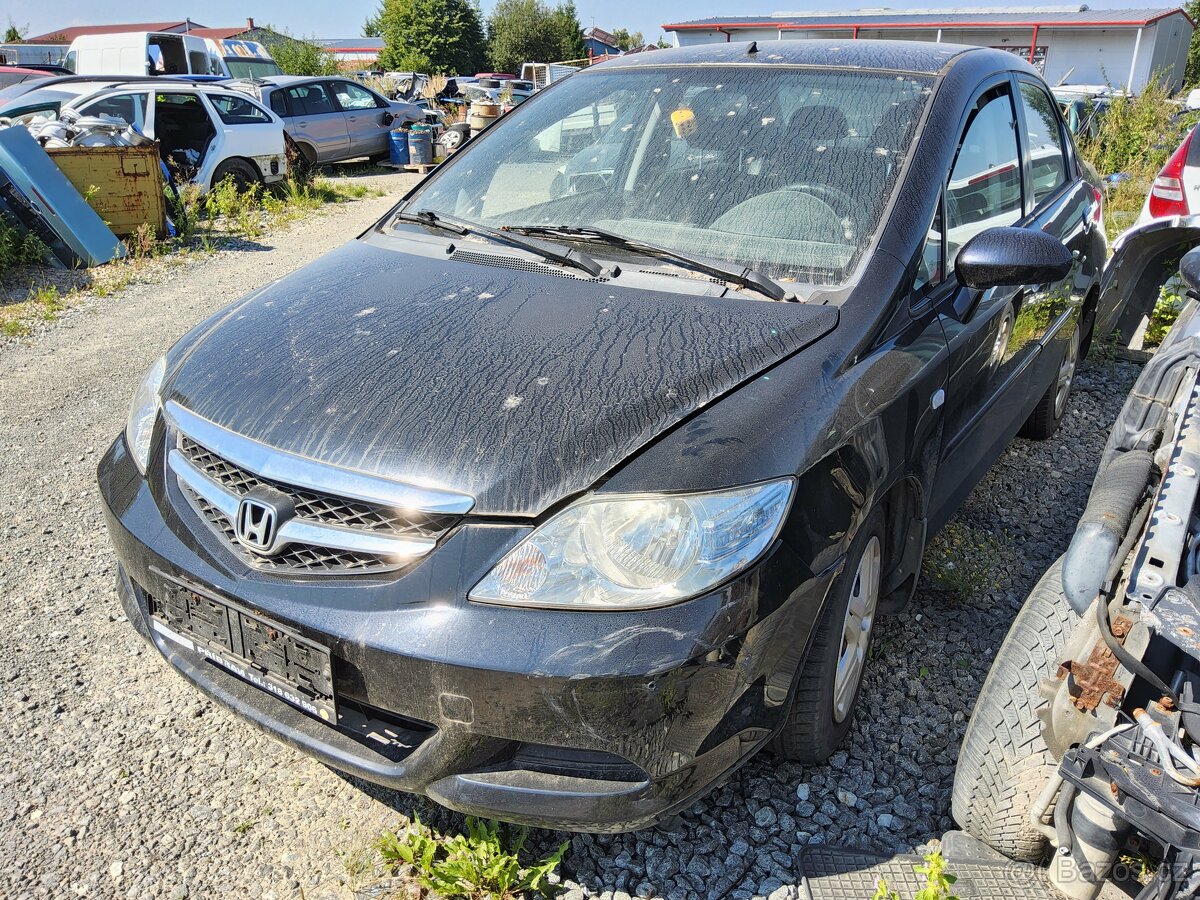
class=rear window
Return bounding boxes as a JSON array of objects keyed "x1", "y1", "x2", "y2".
[
  {"x1": 286, "y1": 83, "x2": 334, "y2": 116},
  {"x1": 225, "y1": 58, "x2": 283, "y2": 79},
  {"x1": 404, "y1": 65, "x2": 933, "y2": 285}
]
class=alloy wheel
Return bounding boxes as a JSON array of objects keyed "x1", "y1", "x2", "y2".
[
  {"x1": 1053, "y1": 325, "x2": 1081, "y2": 419},
  {"x1": 833, "y1": 534, "x2": 881, "y2": 723}
]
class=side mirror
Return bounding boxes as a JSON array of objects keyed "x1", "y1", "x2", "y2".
[
  {"x1": 1180, "y1": 246, "x2": 1200, "y2": 296},
  {"x1": 955, "y1": 226, "x2": 1073, "y2": 291}
]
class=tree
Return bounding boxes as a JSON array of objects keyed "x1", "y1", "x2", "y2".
[
  {"x1": 265, "y1": 32, "x2": 341, "y2": 76},
  {"x1": 372, "y1": 0, "x2": 486, "y2": 74},
  {"x1": 609, "y1": 28, "x2": 644, "y2": 52},
  {"x1": 487, "y1": 0, "x2": 583, "y2": 71},
  {"x1": 549, "y1": 2, "x2": 584, "y2": 61},
  {"x1": 1187, "y1": 0, "x2": 1200, "y2": 87},
  {"x1": 4, "y1": 19, "x2": 25, "y2": 42}
]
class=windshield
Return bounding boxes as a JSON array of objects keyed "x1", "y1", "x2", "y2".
[
  {"x1": 402, "y1": 65, "x2": 931, "y2": 284},
  {"x1": 225, "y1": 58, "x2": 283, "y2": 79}
]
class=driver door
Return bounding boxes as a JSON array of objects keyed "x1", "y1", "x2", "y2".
[{"x1": 925, "y1": 78, "x2": 1030, "y2": 525}]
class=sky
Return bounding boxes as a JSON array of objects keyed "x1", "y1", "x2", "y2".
[{"x1": 13, "y1": 0, "x2": 1182, "y2": 46}]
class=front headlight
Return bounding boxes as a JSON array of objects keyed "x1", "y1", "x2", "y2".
[
  {"x1": 125, "y1": 356, "x2": 165, "y2": 475},
  {"x1": 469, "y1": 479, "x2": 794, "y2": 610}
]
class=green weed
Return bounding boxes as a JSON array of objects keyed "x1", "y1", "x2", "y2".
[
  {"x1": 375, "y1": 816, "x2": 568, "y2": 900},
  {"x1": 873, "y1": 850, "x2": 960, "y2": 900},
  {"x1": 1146, "y1": 280, "x2": 1185, "y2": 347},
  {"x1": 923, "y1": 522, "x2": 1011, "y2": 600}
]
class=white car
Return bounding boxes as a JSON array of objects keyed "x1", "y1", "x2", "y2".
[
  {"x1": 1136, "y1": 122, "x2": 1200, "y2": 225},
  {"x1": 14, "y1": 80, "x2": 287, "y2": 192}
]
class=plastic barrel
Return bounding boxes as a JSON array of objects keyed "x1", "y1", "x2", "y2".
[
  {"x1": 407, "y1": 126, "x2": 433, "y2": 166},
  {"x1": 388, "y1": 130, "x2": 410, "y2": 166}
]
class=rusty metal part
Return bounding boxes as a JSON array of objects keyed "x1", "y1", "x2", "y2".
[{"x1": 1057, "y1": 616, "x2": 1134, "y2": 712}]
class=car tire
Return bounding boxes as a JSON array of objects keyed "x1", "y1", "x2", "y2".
[
  {"x1": 284, "y1": 137, "x2": 314, "y2": 182},
  {"x1": 439, "y1": 123, "x2": 470, "y2": 151},
  {"x1": 1020, "y1": 322, "x2": 1080, "y2": 440},
  {"x1": 951, "y1": 556, "x2": 1075, "y2": 862},
  {"x1": 211, "y1": 158, "x2": 261, "y2": 193},
  {"x1": 772, "y1": 510, "x2": 884, "y2": 764}
]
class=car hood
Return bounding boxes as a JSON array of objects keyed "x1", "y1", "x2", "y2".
[{"x1": 166, "y1": 237, "x2": 838, "y2": 516}]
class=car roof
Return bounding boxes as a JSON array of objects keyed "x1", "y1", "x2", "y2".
[
  {"x1": 82, "y1": 80, "x2": 256, "y2": 97},
  {"x1": 232, "y1": 74, "x2": 354, "y2": 89},
  {"x1": 594, "y1": 38, "x2": 1014, "y2": 77}
]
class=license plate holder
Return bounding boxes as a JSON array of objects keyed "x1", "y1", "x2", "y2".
[{"x1": 149, "y1": 576, "x2": 336, "y2": 723}]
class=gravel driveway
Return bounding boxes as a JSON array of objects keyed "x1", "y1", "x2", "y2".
[{"x1": 0, "y1": 181, "x2": 1143, "y2": 899}]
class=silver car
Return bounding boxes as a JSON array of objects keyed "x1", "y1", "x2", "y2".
[{"x1": 229, "y1": 75, "x2": 424, "y2": 166}]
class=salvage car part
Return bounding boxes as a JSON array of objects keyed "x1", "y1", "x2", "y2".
[
  {"x1": 955, "y1": 244, "x2": 1200, "y2": 898},
  {"x1": 0, "y1": 122, "x2": 123, "y2": 267}
]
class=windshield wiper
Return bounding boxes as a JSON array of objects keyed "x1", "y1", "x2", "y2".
[
  {"x1": 395, "y1": 209, "x2": 608, "y2": 278},
  {"x1": 506, "y1": 224, "x2": 797, "y2": 302}
]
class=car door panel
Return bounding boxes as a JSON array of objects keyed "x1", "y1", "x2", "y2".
[
  {"x1": 285, "y1": 82, "x2": 348, "y2": 163},
  {"x1": 929, "y1": 75, "x2": 1086, "y2": 526},
  {"x1": 928, "y1": 81, "x2": 1027, "y2": 520},
  {"x1": 330, "y1": 80, "x2": 391, "y2": 157}
]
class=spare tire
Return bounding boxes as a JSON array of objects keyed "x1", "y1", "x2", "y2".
[{"x1": 951, "y1": 556, "x2": 1077, "y2": 862}]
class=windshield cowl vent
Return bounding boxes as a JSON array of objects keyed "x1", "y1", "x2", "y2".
[{"x1": 450, "y1": 248, "x2": 610, "y2": 282}]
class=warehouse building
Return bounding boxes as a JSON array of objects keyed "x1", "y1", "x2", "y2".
[{"x1": 663, "y1": 6, "x2": 1195, "y2": 92}]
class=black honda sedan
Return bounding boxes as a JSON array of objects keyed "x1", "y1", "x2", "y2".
[{"x1": 99, "y1": 40, "x2": 1115, "y2": 832}]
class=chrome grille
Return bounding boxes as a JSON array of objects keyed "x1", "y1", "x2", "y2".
[
  {"x1": 185, "y1": 486, "x2": 398, "y2": 574},
  {"x1": 165, "y1": 401, "x2": 474, "y2": 576},
  {"x1": 180, "y1": 438, "x2": 458, "y2": 541}
]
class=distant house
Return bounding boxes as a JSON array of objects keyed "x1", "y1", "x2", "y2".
[
  {"x1": 26, "y1": 18, "x2": 295, "y2": 50},
  {"x1": 583, "y1": 26, "x2": 621, "y2": 59},
  {"x1": 25, "y1": 20, "x2": 207, "y2": 43},
  {"x1": 663, "y1": 5, "x2": 1195, "y2": 93},
  {"x1": 314, "y1": 38, "x2": 384, "y2": 70}
]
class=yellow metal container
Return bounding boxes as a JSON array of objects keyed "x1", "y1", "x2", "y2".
[{"x1": 47, "y1": 145, "x2": 167, "y2": 239}]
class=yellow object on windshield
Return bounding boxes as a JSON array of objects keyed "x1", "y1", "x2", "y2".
[{"x1": 671, "y1": 107, "x2": 697, "y2": 139}]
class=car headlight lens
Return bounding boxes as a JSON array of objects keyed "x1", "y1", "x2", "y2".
[
  {"x1": 470, "y1": 479, "x2": 793, "y2": 610},
  {"x1": 125, "y1": 356, "x2": 165, "y2": 475}
]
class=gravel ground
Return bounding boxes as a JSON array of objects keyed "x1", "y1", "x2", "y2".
[{"x1": 0, "y1": 177, "x2": 1143, "y2": 900}]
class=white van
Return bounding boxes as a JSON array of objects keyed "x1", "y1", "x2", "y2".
[
  {"x1": 65, "y1": 32, "x2": 214, "y2": 77},
  {"x1": 202, "y1": 39, "x2": 282, "y2": 79}
]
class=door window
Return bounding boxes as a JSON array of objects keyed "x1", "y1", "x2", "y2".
[
  {"x1": 1018, "y1": 82, "x2": 1069, "y2": 206},
  {"x1": 208, "y1": 94, "x2": 271, "y2": 125},
  {"x1": 77, "y1": 92, "x2": 148, "y2": 130},
  {"x1": 945, "y1": 87, "x2": 1022, "y2": 275},
  {"x1": 269, "y1": 91, "x2": 289, "y2": 117},
  {"x1": 286, "y1": 83, "x2": 334, "y2": 116},
  {"x1": 331, "y1": 81, "x2": 382, "y2": 111}
]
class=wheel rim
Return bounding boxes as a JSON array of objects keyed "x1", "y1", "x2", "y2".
[
  {"x1": 992, "y1": 306, "x2": 1014, "y2": 367},
  {"x1": 443, "y1": 129, "x2": 462, "y2": 148},
  {"x1": 1053, "y1": 325, "x2": 1080, "y2": 419},
  {"x1": 833, "y1": 535, "x2": 881, "y2": 723}
]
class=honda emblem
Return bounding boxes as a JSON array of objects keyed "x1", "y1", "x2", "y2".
[{"x1": 236, "y1": 496, "x2": 280, "y2": 554}]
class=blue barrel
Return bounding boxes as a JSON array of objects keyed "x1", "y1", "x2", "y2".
[
  {"x1": 407, "y1": 126, "x2": 433, "y2": 166},
  {"x1": 388, "y1": 129, "x2": 410, "y2": 166}
]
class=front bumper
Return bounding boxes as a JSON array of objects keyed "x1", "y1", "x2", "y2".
[{"x1": 99, "y1": 435, "x2": 834, "y2": 832}]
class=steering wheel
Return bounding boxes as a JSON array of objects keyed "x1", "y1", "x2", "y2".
[{"x1": 777, "y1": 182, "x2": 860, "y2": 240}]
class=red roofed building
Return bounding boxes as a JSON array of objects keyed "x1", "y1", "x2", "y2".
[{"x1": 663, "y1": 6, "x2": 1195, "y2": 92}]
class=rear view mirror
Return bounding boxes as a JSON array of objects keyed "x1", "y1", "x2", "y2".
[
  {"x1": 955, "y1": 226, "x2": 1073, "y2": 291},
  {"x1": 1180, "y1": 245, "x2": 1200, "y2": 296}
]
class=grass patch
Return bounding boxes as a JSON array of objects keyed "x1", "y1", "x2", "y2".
[
  {"x1": 1145, "y1": 278, "x2": 1185, "y2": 347},
  {"x1": 374, "y1": 816, "x2": 568, "y2": 900},
  {"x1": 873, "y1": 850, "x2": 960, "y2": 900},
  {"x1": 1075, "y1": 76, "x2": 1198, "y2": 243},
  {"x1": 923, "y1": 521, "x2": 1011, "y2": 600},
  {"x1": 0, "y1": 218, "x2": 46, "y2": 278},
  {"x1": 2, "y1": 171, "x2": 379, "y2": 341}
]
